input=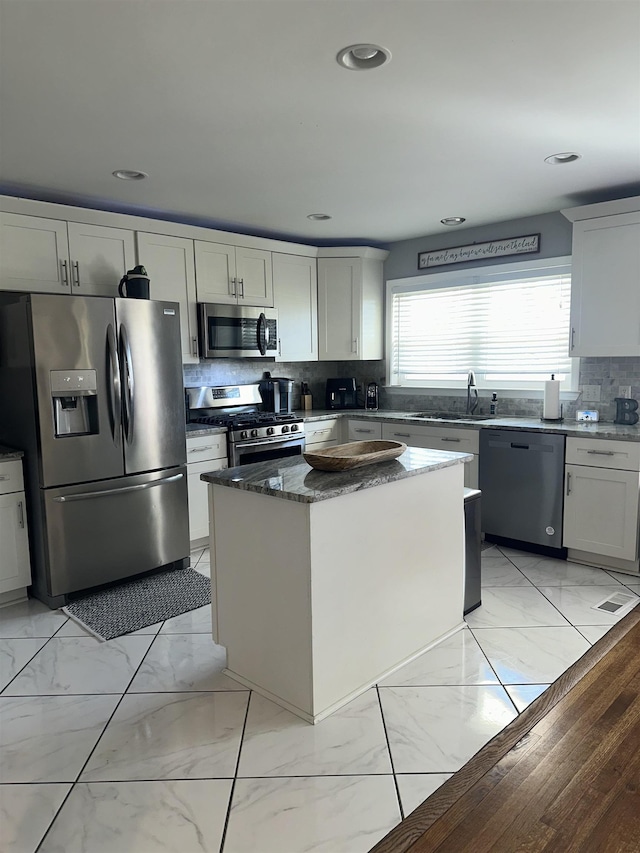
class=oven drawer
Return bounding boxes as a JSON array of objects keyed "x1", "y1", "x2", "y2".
[{"x1": 186, "y1": 433, "x2": 228, "y2": 463}]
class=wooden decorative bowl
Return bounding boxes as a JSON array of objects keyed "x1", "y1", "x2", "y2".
[{"x1": 303, "y1": 439, "x2": 407, "y2": 472}]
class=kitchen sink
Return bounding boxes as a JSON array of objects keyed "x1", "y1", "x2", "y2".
[{"x1": 413, "y1": 412, "x2": 496, "y2": 421}]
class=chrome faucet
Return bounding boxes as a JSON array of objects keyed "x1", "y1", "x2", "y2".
[{"x1": 466, "y1": 370, "x2": 478, "y2": 415}]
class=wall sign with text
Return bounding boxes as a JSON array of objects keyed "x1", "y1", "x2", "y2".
[{"x1": 418, "y1": 234, "x2": 540, "y2": 269}]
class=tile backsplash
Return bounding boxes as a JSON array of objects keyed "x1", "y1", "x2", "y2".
[
  {"x1": 184, "y1": 357, "x2": 640, "y2": 422},
  {"x1": 183, "y1": 360, "x2": 381, "y2": 411}
]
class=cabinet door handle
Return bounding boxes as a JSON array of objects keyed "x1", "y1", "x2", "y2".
[
  {"x1": 570, "y1": 327, "x2": 575, "y2": 350},
  {"x1": 0, "y1": 474, "x2": 9, "y2": 481},
  {"x1": 72, "y1": 260, "x2": 80, "y2": 287},
  {"x1": 394, "y1": 432, "x2": 411, "y2": 438},
  {"x1": 239, "y1": 278, "x2": 245, "y2": 298},
  {"x1": 188, "y1": 445, "x2": 215, "y2": 453},
  {"x1": 352, "y1": 337, "x2": 359, "y2": 355},
  {"x1": 586, "y1": 449, "x2": 615, "y2": 456},
  {"x1": 60, "y1": 259, "x2": 69, "y2": 287},
  {"x1": 566, "y1": 471, "x2": 572, "y2": 495},
  {"x1": 192, "y1": 337, "x2": 198, "y2": 357},
  {"x1": 354, "y1": 428, "x2": 373, "y2": 433},
  {"x1": 17, "y1": 500, "x2": 25, "y2": 528},
  {"x1": 230, "y1": 277, "x2": 237, "y2": 297},
  {"x1": 278, "y1": 338, "x2": 282, "y2": 356},
  {"x1": 441, "y1": 437, "x2": 462, "y2": 442}
]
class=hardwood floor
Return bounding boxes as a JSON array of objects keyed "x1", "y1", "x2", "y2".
[{"x1": 371, "y1": 606, "x2": 640, "y2": 853}]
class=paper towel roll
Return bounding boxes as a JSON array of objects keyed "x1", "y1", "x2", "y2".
[{"x1": 543, "y1": 377, "x2": 560, "y2": 420}]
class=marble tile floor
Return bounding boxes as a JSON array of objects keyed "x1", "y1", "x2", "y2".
[{"x1": 1, "y1": 545, "x2": 639, "y2": 853}]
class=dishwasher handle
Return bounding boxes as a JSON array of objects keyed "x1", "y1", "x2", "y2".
[{"x1": 510, "y1": 442, "x2": 530, "y2": 450}]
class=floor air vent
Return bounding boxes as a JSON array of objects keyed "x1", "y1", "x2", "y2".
[{"x1": 591, "y1": 591, "x2": 638, "y2": 616}]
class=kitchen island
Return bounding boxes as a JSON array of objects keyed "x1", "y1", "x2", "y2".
[{"x1": 202, "y1": 446, "x2": 471, "y2": 723}]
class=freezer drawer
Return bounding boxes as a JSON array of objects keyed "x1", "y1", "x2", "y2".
[{"x1": 42, "y1": 466, "x2": 189, "y2": 598}]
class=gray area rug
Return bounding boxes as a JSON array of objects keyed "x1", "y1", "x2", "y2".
[{"x1": 62, "y1": 568, "x2": 211, "y2": 641}]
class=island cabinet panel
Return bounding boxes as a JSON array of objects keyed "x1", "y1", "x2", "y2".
[
  {"x1": 210, "y1": 487, "x2": 314, "y2": 713},
  {"x1": 208, "y1": 460, "x2": 465, "y2": 723}
]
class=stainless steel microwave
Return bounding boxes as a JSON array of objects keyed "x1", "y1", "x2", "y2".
[{"x1": 198, "y1": 304, "x2": 278, "y2": 358}]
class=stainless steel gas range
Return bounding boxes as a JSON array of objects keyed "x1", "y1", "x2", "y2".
[{"x1": 186, "y1": 385, "x2": 305, "y2": 467}]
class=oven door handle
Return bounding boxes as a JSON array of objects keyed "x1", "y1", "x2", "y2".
[{"x1": 234, "y1": 437, "x2": 304, "y2": 452}]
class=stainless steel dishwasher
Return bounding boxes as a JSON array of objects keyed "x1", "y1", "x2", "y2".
[{"x1": 479, "y1": 429, "x2": 566, "y2": 554}]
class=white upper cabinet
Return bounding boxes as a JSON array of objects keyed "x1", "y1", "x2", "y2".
[
  {"x1": 563, "y1": 199, "x2": 640, "y2": 357},
  {"x1": 272, "y1": 253, "x2": 318, "y2": 362},
  {"x1": 0, "y1": 213, "x2": 135, "y2": 297},
  {"x1": 195, "y1": 241, "x2": 273, "y2": 306},
  {"x1": 317, "y1": 251, "x2": 386, "y2": 361},
  {"x1": 1, "y1": 213, "x2": 71, "y2": 293},
  {"x1": 137, "y1": 232, "x2": 199, "y2": 363},
  {"x1": 66, "y1": 222, "x2": 136, "y2": 296}
]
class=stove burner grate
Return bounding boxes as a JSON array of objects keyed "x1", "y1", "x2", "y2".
[{"x1": 193, "y1": 412, "x2": 299, "y2": 429}]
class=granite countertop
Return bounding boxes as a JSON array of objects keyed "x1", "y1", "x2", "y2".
[
  {"x1": 186, "y1": 423, "x2": 227, "y2": 438},
  {"x1": 0, "y1": 445, "x2": 24, "y2": 460},
  {"x1": 185, "y1": 411, "x2": 640, "y2": 441},
  {"x1": 296, "y1": 410, "x2": 640, "y2": 441},
  {"x1": 201, "y1": 446, "x2": 472, "y2": 503}
]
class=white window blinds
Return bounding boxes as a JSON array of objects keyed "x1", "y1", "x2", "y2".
[{"x1": 389, "y1": 264, "x2": 573, "y2": 388}]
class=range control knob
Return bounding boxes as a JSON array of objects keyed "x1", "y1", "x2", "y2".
[
  {"x1": 290, "y1": 423, "x2": 299, "y2": 432},
  {"x1": 266, "y1": 427, "x2": 275, "y2": 436},
  {"x1": 281, "y1": 425, "x2": 290, "y2": 433},
  {"x1": 240, "y1": 430, "x2": 248, "y2": 439},
  {"x1": 251, "y1": 429, "x2": 259, "y2": 438}
]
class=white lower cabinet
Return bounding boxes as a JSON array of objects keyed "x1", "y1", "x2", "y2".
[
  {"x1": 304, "y1": 419, "x2": 340, "y2": 450},
  {"x1": 381, "y1": 422, "x2": 479, "y2": 489},
  {"x1": 0, "y1": 459, "x2": 31, "y2": 597},
  {"x1": 347, "y1": 420, "x2": 383, "y2": 441},
  {"x1": 563, "y1": 438, "x2": 640, "y2": 569},
  {"x1": 186, "y1": 434, "x2": 228, "y2": 544}
]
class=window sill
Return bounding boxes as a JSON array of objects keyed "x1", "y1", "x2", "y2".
[{"x1": 384, "y1": 386, "x2": 580, "y2": 401}]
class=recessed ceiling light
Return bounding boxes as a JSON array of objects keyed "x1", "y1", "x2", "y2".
[
  {"x1": 307, "y1": 213, "x2": 332, "y2": 221},
  {"x1": 441, "y1": 217, "x2": 466, "y2": 226},
  {"x1": 337, "y1": 44, "x2": 391, "y2": 71},
  {"x1": 544, "y1": 152, "x2": 581, "y2": 165},
  {"x1": 112, "y1": 169, "x2": 148, "y2": 181}
]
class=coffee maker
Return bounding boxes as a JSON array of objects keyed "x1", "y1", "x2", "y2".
[
  {"x1": 259, "y1": 372, "x2": 294, "y2": 413},
  {"x1": 325, "y1": 378, "x2": 358, "y2": 409}
]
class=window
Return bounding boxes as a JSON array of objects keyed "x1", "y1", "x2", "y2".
[{"x1": 386, "y1": 257, "x2": 577, "y2": 393}]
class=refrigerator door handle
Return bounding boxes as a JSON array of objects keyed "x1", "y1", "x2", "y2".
[
  {"x1": 107, "y1": 324, "x2": 122, "y2": 446},
  {"x1": 120, "y1": 323, "x2": 135, "y2": 443},
  {"x1": 52, "y1": 472, "x2": 184, "y2": 502}
]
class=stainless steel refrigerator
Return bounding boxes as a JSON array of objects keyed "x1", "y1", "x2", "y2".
[{"x1": 0, "y1": 292, "x2": 189, "y2": 608}]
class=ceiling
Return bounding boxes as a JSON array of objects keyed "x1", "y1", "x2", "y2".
[{"x1": 1, "y1": 0, "x2": 639, "y2": 245}]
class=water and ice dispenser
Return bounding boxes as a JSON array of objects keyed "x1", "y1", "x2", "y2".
[{"x1": 50, "y1": 370, "x2": 98, "y2": 437}]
